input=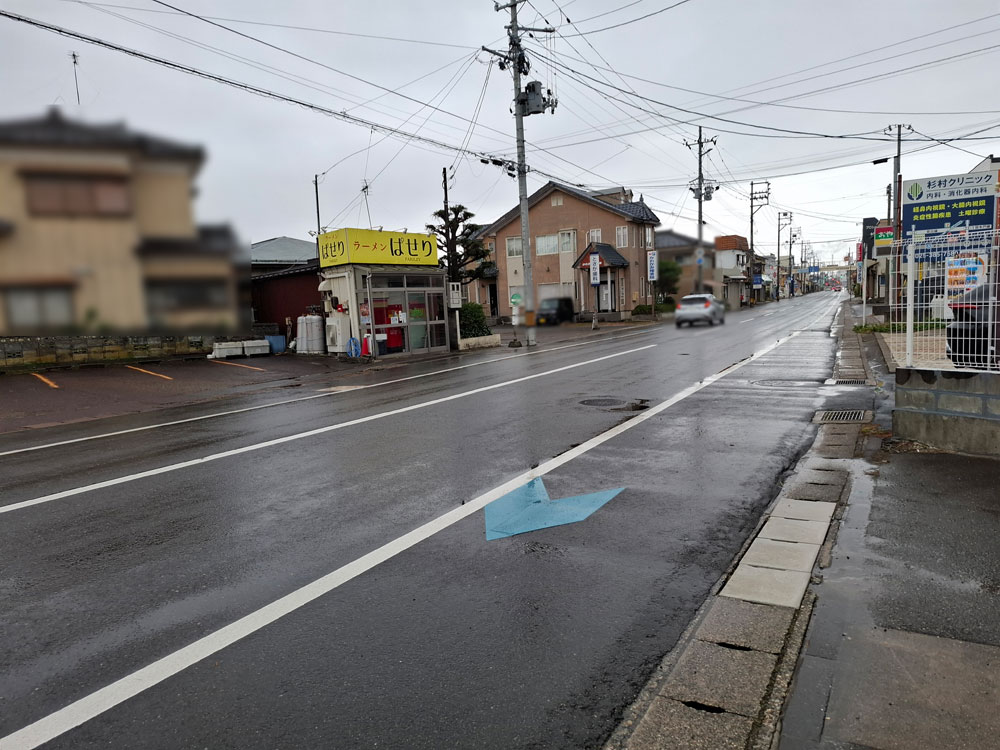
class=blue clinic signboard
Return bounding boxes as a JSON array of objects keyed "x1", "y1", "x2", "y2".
[
  {"x1": 901, "y1": 170, "x2": 999, "y2": 261},
  {"x1": 808, "y1": 266, "x2": 820, "y2": 273}
]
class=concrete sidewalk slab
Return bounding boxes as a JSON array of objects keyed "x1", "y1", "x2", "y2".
[
  {"x1": 790, "y1": 467, "x2": 850, "y2": 486},
  {"x1": 772, "y1": 498, "x2": 836, "y2": 523},
  {"x1": 721, "y1": 565, "x2": 811, "y2": 608},
  {"x1": 824, "y1": 628, "x2": 1000, "y2": 750},
  {"x1": 742, "y1": 538, "x2": 822, "y2": 573},
  {"x1": 625, "y1": 697, "x2": 753, "y2": 750},
  {"x1": 779, "y1": 481, "x2": 843, "y2": 503},
  {"x1": 760, "y1": 516, "x2": 830, "y2": 544},
  {"x1": 696, "y1": 597, "x2": 794, "y2": 654},
  {"x1": 661, "y1": 640, "x2": 777, "y2": 717}
]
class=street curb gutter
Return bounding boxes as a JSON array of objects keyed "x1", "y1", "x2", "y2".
[{"x1": 606, "y1": 301, "x2": 862, "y2": 750}]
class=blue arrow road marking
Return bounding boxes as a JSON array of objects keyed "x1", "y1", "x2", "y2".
[{"x1": 484, "y1": 478, "x2": 625, "y2": 540}]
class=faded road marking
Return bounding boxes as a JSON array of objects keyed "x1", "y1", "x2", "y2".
[
  {"x1": 125, "y1": 366, "x2": 173, "y2": 381},
  {"x1": 209, "y1": 359, "x2": 266, "y2": 371}
]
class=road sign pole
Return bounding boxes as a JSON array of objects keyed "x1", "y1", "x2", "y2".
[{"x1": 590, "y1": 251, "x2": 600, "y2": 330}]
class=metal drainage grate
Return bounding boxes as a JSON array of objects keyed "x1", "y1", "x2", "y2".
[
  {"x1": 814, "y1": 409, "x2": 867, "y2": 424},
  {"x1": 834, "y1": 379, "x2": 869, "y2": 386}
]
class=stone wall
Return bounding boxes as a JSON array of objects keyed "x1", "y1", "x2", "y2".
[
  {"x1": 893, "y1": 368, "x2": 1000, "y2": 457},
  {"x1": 0, "y1": 335, "x2": 215, "y2": 372}
]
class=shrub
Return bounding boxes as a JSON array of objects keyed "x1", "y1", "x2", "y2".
[
  {"x1": 632, "y1": 303, "x2": 674, "y2": 315},
  {"x1": 459, "y1": 302, "x2": 491, "y2": 338}
]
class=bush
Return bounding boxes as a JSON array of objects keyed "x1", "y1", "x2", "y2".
[
  {"x1": 852, "y1": 283, "x2": 862, "y2": 298},
  {"x1": 632, "y1": 303, "x2": 674, "y2": 315},
  {"x1": 459, "y1": 302, "x2": 491, "y2": 338}
]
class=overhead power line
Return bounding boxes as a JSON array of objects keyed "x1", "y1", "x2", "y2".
[
  {"x1": 54, "y1": 0, "x2": 479, "y2": 49},
  {"x1": 559, "y1": 0, "x2": 697, "y2": 37}
]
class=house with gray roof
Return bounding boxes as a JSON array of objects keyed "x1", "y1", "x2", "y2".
[
  {"x1": 472, "y1": 181, "x2": 660, "y2": 320},
  {"x1": 251, "y1": 236, "x2": 317, "y2": 276}
]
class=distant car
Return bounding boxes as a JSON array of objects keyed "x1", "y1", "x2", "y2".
[
  {"x1": 675, "y1": 294, "x2": 725, "y2": 327},
  {"x1": 946, "y1": 284, "x2": 998, "y2": 369},
  {"x1": 536, "y1": 297, "x2": 574, "y2": 325}
]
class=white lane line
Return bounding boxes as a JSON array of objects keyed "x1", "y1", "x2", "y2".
[
  {"x1": 741, "y1": 318, "x2": 757, "y2": 324},
  {"x1": 0, "y1": 331, "x2": 801, "y2": 750},
  {"x1": 0, "y1": 328, "x2": 656, "y2": 458},
  {"x1": 0, "y1": 345, "x2": 657, "y2": 516}
]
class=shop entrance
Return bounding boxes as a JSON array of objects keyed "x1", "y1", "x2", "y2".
[{"x1": 369, "y1": 275, "x2": 448, "y2": 354}]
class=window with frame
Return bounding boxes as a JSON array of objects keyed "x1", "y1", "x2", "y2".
[
  {"x1": 5, "y1": 287, "x2": 74, "y2": 331},
  {"x1": 587, "y1": 228, "x2": 601, "y2": 244},
  {"x1": 645, "y1": 226, "x2": 653, "y2": 249},
  {"x1": 615, "y1": 226, "x2": 628, "y2": 248},
  {"x1": 536, "y1": 234, "x2": 559, "y2": 255},
  {"x1": 551, "y1": 193, "x2": 563, "y2": 206},
  {"x1": 558, "y1": 230, "x2": 576, "y2": 253},
  {"x1": 506, "y1": 236, "x2": 523, "y2": 257},
  {"x1": 24, "y1": 174, "x2": 131, "y2": 217}
]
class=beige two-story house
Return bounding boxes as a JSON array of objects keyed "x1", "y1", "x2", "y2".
[
  {"x1": 0, "y1": 107, "x2": 242, "y2": 335},
  {"x1": 473, "y1": 182, "x2": 660, "y2": 320}
]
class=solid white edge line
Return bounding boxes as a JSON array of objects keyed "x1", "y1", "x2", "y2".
[
  {"x1": 0, "y1": 328, "x2": 656, "y2": 457},
  {"x1": 0, "y1": 345, "x2": 657, "y2": 516},
  {"x1": 0, "y1": 330, "x2": 802, "y2": 750}
]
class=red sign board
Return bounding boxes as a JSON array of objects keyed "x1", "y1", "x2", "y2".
[{"x1": 856, "y1": 242, "x2": 863, "y2": 262}]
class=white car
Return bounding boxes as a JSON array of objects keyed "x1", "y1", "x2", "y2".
[{"x1": 675, "y1": 294, "x2": 725, "y2": 327}]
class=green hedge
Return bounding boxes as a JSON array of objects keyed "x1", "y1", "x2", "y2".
[
  {"x1": 459, "y1": 302, "x2": 491, "y2": 338},
  {"x1": 631, "y1": 303, "x2": 674, "y2": 315}
]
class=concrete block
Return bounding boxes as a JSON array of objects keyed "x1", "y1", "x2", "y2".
[
  {"x1": 781, "y1": 481, "x2": 843, "y2": 503},
  {"x1": 772, "y1": 498, "x2": 837, "y2": 523},
  {"x1": 936, "y1": 393, "x2": 984, "y2": 416},
  {"x1": 895, "y1": 388, "x2": 936, "y2": 409},
  {"x1": 760, "y1": 517, "x2": 830, "y2": 544},
  {"x1": 696, "y1": 596, "x2": 794, "y2": 654},
  {"x1": 626, "y1": 698, "x2": 752, "y2": 750},
  {"x1": 742, "y1": 537, "x2": 821, "y2": 573},
  {"x1": 987, "y1": 398, "x2": 1000, "y2": 418},
  {"x1": 721, "y1": 564, "x2": 811, "y2": 608},
  {"x1": 661, "y1": 640, "x2": 777, "y2": 717},
  {"x1": 893, "y1": 410, "x2": 1000, "y2": 458},
  {"x1": 793, "y1": 468, "x2": 849, "y2": 486}
]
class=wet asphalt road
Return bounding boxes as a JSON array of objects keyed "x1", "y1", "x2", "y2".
[{"x1": 2, "y1": 294, "x2": 843, "y2": 749}]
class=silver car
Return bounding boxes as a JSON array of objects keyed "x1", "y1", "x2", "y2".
[{"x1": 675, "y1": 293, "x2": 725, "y2": 327}]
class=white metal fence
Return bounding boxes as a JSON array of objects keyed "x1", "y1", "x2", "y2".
[{"x1": 886, "y1": 229, "x2": 999, "y2": 373}]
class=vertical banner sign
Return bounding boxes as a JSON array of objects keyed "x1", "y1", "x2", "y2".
[
  {"x1": 590, "y1": 253, "x2": 601, "y2": 286},
  {"x1": 647, "y1": 251, "x2": 658, "y2": 281}
]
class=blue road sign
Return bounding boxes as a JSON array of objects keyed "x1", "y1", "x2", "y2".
[{"x1": 484, "y1": 478, "x2": 625, "y2": 540}]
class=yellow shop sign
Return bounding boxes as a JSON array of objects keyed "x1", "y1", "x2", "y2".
[{"x1": 318, "y1": 228, "x2": 438, "y2": 267}]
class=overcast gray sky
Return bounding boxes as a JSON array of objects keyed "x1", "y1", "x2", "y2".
[{"x1": 3, "y1": 0, "x2": 1000, "y2": 263}]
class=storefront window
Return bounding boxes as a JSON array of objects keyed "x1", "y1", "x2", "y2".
[{"x1": 364, "y1": 276, "x2": 449, "y2": 354}]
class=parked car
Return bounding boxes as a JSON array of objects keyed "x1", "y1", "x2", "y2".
[
  {"x1": 946, "y1": 284, "x2": 998, "y2": 369},
  {"x1": 675, "y1": 294, "x2": 725, "y2": 327},
  {"x1": 536, "y1": 297, "x2": 575, "y2": 325}
]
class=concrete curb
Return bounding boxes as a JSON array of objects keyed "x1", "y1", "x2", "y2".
[{"x1": 606, "y1": 300, "x2": 866, "y2": 750}]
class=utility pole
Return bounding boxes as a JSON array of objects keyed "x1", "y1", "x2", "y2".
[
  {"x1": 776, "y1": 211, "x2": 792, "y2": 300},
  {"x1": 484, "y1": 3, "x2": 556, "y2": 347},
  {"x1": 749, "y1": 181, "x2": 770, "y2": 302},
  {"x1": 313, "y1": 174, "x2": 322, "y2": 256},
  {"x1": 788, "y1": 227, "x2": 801, "y2": 297},
  {"x1": 886, "y1": 124, "x2": 912, "y2": 306},
  {"x1": 442, "y1": 166, "x2": 456, "y2": 280},
  {"x1": 70, "y1": 51, "x2": 81, "y2": 105},
  {"x1": 685, "y1": 127, "x2": 717, "y2": 293}
]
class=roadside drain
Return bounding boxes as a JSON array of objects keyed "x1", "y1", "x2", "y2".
[{"x1": 813, "y1": 409, "x2": 869, "y2": 424}]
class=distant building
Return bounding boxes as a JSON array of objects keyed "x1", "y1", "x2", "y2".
[
  {"x1": 251, "y1": 236, "x2": 317, "y2": 276},
  {"x1": 0, "y1": 107, "x2": 243, "y2": 335}
]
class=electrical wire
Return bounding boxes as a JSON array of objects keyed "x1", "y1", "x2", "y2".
[
  {"x1": 53, "y1": 0, "x2": 480, "y2": 49},
  {"x1": 558, "y1": 0, "x2": 697, "y2": 37}
]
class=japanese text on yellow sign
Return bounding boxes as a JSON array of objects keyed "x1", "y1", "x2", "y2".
[{"x1": 318, "y1": 228, "x2": 438, "y2": 267}]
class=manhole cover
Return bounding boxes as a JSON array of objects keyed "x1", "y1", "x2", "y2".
[
  {"x1": 580, "y1": 398, "x2": 626, "y2": 407},
  {"x1": 753, "y1": 380, "x2": 821, "y2": 388},
  {"x1": 814, "y1": 409, "x2": 867, "y2": 424}
]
